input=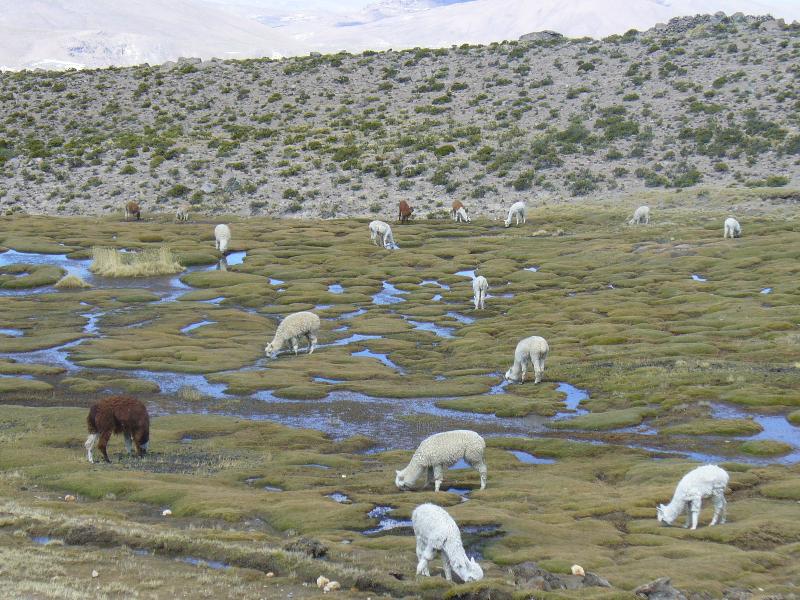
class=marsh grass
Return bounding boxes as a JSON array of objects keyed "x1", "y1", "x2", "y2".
[
  {"x1": 90, "y1": 246, "x2": 184, "y2": 277},
  {"x1": 54, "y1": 274, "x2": 90, "y2": 289}
]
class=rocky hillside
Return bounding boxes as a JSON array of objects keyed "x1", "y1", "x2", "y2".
[{"x1": 0, "y1": 13, "x2": 798, "y2": 219}]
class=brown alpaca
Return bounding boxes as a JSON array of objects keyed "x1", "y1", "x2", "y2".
[
  {"x1": 85, "y1": 395, "x2": 150, "y2": 463},
  {"x1": 451, "y1": 200, "x2": 464, "y2": 220},
  {"x1": 124, "y1": 201, "x2": 141, "y2": 221},
  {"x1": 398, "y1": 200, "x2": 413, "y2": 224}
]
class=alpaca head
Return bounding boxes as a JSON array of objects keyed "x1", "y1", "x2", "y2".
[
  {"x1": 504, "y1": 366, "x2": 521, "y2": 382},
  {"x1": 459, "y1": 557, "x2": 483, "y2": 582},
  {"x1": 656, "y1": 504, "x2": 673, "y2": 525},
  {"x1": 264, "y1": 342, "x2": 278, "y2": 359},
  {"x1": 503, "y1": 218, "x2": 511, "y2": 228},
  {"x1": 395, "y1": 469, "x2": 410, "y2": 490}
]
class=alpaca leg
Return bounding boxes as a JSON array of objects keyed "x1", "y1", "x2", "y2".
[
  {"x1": 433, "y1": 464, "x2": 444, "y2": 492},
  {"x1": 84, "y1": 433, "x2": 98, "y2": 463},
  {"x1": 98, "y1": 430, "x2": 113, "y2": 463},
  {"x1": 689, "y1": 499, "x2": 701, "y2": 530},
  {"x1": 124, "y1": 431, "x2": 133, "y2": 455},
  {"x1": 416, "y1": 543, "x2": 435, "y2": 576},
  {"x1": 442, "y1": 554, "x2": 452, "y2": 581},
  {"x1": 476, "y1": 461, "x2": 487, "y2": 490},
  {"x1": 307, "y1": 332, "x2": 317, "y2": 354},
  {"x1": 534, "y1": 356, "x2": 544, "y2": 384},
  {"x1": 479, "y1": 290, "x2": 485, "y2": 309},
  {"x1": 291, "y1": 337, "x2": 299, "y2": 355},
  {"x1": 520, "y1": 361, "x2": 527, "y2": 383},
  {"x1": 425, "y1": 466, "x2": 434, "y2": 489},
  {"x1": 711, "y1": 491, "x2": 727, "y2": 525}
]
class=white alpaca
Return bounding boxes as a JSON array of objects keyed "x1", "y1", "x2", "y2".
[
  {"x1": 264, "y1": 311, "x2": 321, "y2": 359},
  {"x1": 504, "y1": 201, "x2": 526, "y2": 227},
  {"x1": 214, "y1": 224, "x2": 231, "y2": 253},
  {"x1": 369, "y1": 220, "x2": 396, "y2": 249},
  {"x1": 723, "y1": 217, "x2": 741, "y2": 239},
  {"x1": 176, "y1": 203, "x2": 190, "y2": 222},
  {"x1": 629, "y1": 205, "x2": 650, "y2": 225},
  {"x1": 472, "y1": 275, "x2": 488, "y2": 310},
  {"x1": 505, "y1": 336, "x2": 549, "y2": 384},
  {"x1": 657, "y1": 465, "x2": 729, "y2": 530},
  {"x1": 412, "y1": 503, "x2": 484, "y2": 583},
  {"x1": 396, "y1": 430, "x2": 487, "y2": 492},
  {"x1": 454, "y1": 207, "x2": 471, "y2": 223}
]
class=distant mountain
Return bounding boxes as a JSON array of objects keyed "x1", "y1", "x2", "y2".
[{"x1": 0, "y1": 0, "x2": 304, "y2": 70}]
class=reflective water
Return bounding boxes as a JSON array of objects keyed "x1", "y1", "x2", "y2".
[
  {"x1": 420, "y1": 279, "x2": 450, "y2": 290},
  {"x1": 0, "y1": 328, "x2": 23, "y2": 337},
  {"x1": 328, "y1": 284, "x2": 344, "y2": 294},
  {"x1": 691, "y1": 274, "x2": 707, "y2": 282},
  {"x1": 372, "y1": 281, "x2": 409, "y2": 305},
  {"x1": 455, "y1": 269, "x2": 476, "y2": 279},
  {"x1": 446, "y1": 311, "x2": 475, "y2": 325},
  {"x1": 351, "y1": 348, "x2": 403, "y2": 372},
  {"x1": 180, "y1": 320, "x2": 216, "y2": 334},
  {"x1": 509, "y1": 450, "x2": 556, "y2": 464},
  {"x1": 553, "y1": 382, "x2": 590, "y2": 419},
  {"x1": 363, "y1": 506, "x2": 412, "y2": 535},
  {"x1": 328, "y1": 492, "x2": 350, "y2": 503},
  {"x1": 406, "y1": 319, "x2": 455, "y2": 339}
]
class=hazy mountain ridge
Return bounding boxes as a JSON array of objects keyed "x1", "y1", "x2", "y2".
[{"x1": 0, "y1": 13, "x2": 798, "y2": 219}]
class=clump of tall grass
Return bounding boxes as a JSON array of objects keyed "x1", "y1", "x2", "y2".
[
  {"x1": 54, "y1": 274, "x2": 91, "y2": 289},
  {"x1": 90, "y1": 246, "x2": 184, "y2": 277}
]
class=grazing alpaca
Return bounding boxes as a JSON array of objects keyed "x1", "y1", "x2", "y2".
[
  {"x1": 454, "y1": 206, "x2": 471, "y2": 223},
  {"x1": 629, "y1": 205, "x2": 650, "y2": 225},
  {"x1": 85, "y1": 395, "x2": 149, "y2": 463},
  {"x1": 214, "y1": 224, "x2": 231, "y2": 253},
  {"x1": 472, "y1": 275, "x2": 488, "y2": 310},
  {"x1": 451, "y1": 200, "x2": 465, "y2": 221},
  {"x1": 396, "y1": 430, "x2": 487, "y2": 492},
  {"x1": 264, "y1": 311, "x2": 321, "y2": 359},
  {"x1": 657, "y1": 465, "x2": 729, "y2": 530},
  {"x1": 723, "y1": 217, "x2": 741, "y2": 239},
  {"x1": 504, "y1": 201, "x2": 526, "y2": 227},
  {"x1": 124, "y1": 201, "x2": 141, "y2": 221},
  {"x1": 505, "y1": 335, "x2": 549, "y2": 384},
  {"x1": 412, "y1": 503, "x2": 484, "y2": 582},
  {"x1": 398, "y1": 200, "x2": 414, "y2": 223},
  {"x1": 176, "y1": 203, "x2": 190, "y2": 222},
  {"x1": 369, "y1": 220, "x2": 396, "y2": 249}
]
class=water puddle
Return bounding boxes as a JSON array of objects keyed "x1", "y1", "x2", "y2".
[
  {"x1": 180, "y1": 320, "x2": 216, "y2": 334},
  {"x1": 351, "y1": 348, "x2": 403, "y2": 372},
  {"x1": 509, "y1": 450, "x2": 556, "y2": 464},
  {"x1": 0, "y1": 249, "x2": 92, "y2": 280},
  {"x1": 363, "y1": 506, "x2": 412, "y2": 535},
  {"x1": 225, "y1": 251, "x2": 246, "y2": 266},
  {"x1": 201, "y1": 297, "x2": 226, "y2": 305},
  {"x1": 449, "y1": 458, "x2": 471, "y2": 470},
  {"x1": 446, "y1": 311, "x2": 475, "y2": 325},
  {"x1": 31, "y1": 536, "x2": 57, "y2": 545},
  {"x1": 328, "y1": 492, "x2": 351, "y2": 503},
  {"x1": 372, "y1": 281, "x2": 409, "y2": 305},
  {"x1": 328, "y1": 284, "x2": 344, "y2": 294},
  {"x1": 421, "y1": 280, "x2": 450, "y2": 290},
  {"x1": 710, "y1": 403, "x2": 800, "y2": 460},
  {"x1": 328, "y1": 333, "x2": 381, "y2": 347},
  {"x1": 406, "y1": 319, "x2": 455, "y2": 339},
  {"x1": 488, "y1": 379, "x2": 509, "y2": 395},
  {"x1": 315, "y1": 304, "x2": 333, "y2": 310},
  {"x1": 0, "y1": 328, "x2": 24, "y2": 337},
  {"x1": 314, "y1": 377, "x2": 345, "y2": 384},
  {"x1": 553, "y1": 382, "x2": 590, "y2": 419},
  {"x1": 524, "y1": 266, "x2": 539, "y2": 272},
  {"x1": 760, "y1": 288, "x2": 772, "y2": 294},
  {"x1": 177, "y1": 556, "x2": 230, "y2": 570},
  {"x1": 446, "y1": 487, "x2": 472, "y2": 501},
  {"x1": 263, "y1": 485, "x2": 283, "y2": 492},
  {"x1": 691, "y1": 274, "x2": 707, "y2": 282},
  {"x1": 455, "y1": 269, "x2": 476, "y2": 279},
  {"x1": 303, "y1": 463, "x2": 332, "y2": 469},
  {"x1": 338, "y1": 308, "x2": 366, "y2": 319},
  {"x1": 432, "y1": 294, "x2": 442, "y2": 302},
  {"x1": 268, "y1": 278, "x2": 284, "y2": 286}
]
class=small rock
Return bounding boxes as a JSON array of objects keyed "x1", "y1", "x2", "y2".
[
  {"x1": 323, "y1": 581, "x2": 341, "y2": 593},
  {"x1": 162, "y1": 509, "x2": 172, "y2": 517},
  {"x1": 316, "y1": 576, "x2": 330, "y2": 589},
  {"x1": 341, "y1": 474, "x2": 346, "y2": 478},
  {"x1": 64, "y1": 495, "x2": 76, "y2": 502},
  {"x1": 571, "y1": 565, "x2": 585, "y2": 577},
  {"x1": 584, "y1": 572, "x2": 612, "y2": 588},
  {"x1": 91, "y1": 570, "x2": 99, "y2": 578},
  {"x1": 266, "y1": 572, "x2": 274, "y2": 578}
]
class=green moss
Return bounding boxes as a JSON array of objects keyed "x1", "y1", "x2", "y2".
[
  {"x1": 550, "y1": 407, "x2": 654, "y2": 431},
  {"x1": 0, "y1": 377, "x2": 53, "y2": 393},
  {"x1": 0, "y1": 263, "x2": 64, "y2": 289},
  {"x1": 662, "y1": 419, "x2": 763, "y2": 436},
  {"x1": 739, "y1": 440, "x2": 793, "y2": 456}
]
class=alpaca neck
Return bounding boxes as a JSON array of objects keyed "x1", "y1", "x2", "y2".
[
  {"x1": 663, "y1": 495, "x2": 686, "y2": 523},
  {"x1": 403, "y1": 461, "x2": 426, "y2": 486}
]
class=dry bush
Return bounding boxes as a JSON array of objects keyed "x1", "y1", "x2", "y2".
[{"x1": 90, "y1": 247, "x2": 184, "y2": 277}]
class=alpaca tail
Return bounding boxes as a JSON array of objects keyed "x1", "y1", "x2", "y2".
[{"x1": 86, "y1": 404, "x2": 99, "y2": 434}]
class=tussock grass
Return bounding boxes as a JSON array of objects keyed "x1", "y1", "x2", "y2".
[
  {"x1": 54, "y1": 274, "x2": 90, "y2": 289},
  {"x1": 89, "y1": 246, "x2": 184, "y2": 277}
]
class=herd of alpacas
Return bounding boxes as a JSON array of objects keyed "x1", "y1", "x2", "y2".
[{"x1": 83, "y1": 199, "x2": 740, "y2": 582}]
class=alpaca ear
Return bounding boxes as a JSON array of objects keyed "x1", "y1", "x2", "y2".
[{"x1": 395, "y1": 470, "x2": 402, "y2": 476}]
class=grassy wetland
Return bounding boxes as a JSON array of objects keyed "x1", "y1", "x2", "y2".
[{"x1": 1, "y1": 190, "x2": 799, "y2": 598}]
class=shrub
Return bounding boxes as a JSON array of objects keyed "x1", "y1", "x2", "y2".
[
  {"x1": 434, "y1": 145, "x2": 456, "y2": 157},
  {"x1": 54, "y1": 274, "x2": 91, "y2": 289}
]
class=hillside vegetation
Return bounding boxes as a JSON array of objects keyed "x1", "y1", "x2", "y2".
[{"x1": 0, "y1": 13, "x2": 798, "y2": 218}]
